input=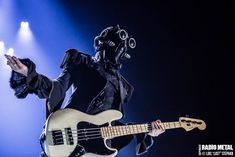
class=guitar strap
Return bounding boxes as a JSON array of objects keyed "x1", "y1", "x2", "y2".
[
  {"x1": 86, "y1": 71, "x2": 127, "y2": 114},
  {"x1": 116, "y1": 72, "x2": 126, "y2": 107},
  {"x1": 45, "y1": 97, "x2": 65, "y2": 118}
]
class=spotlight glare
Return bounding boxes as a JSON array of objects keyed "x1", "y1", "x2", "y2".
[
  {"x1": 18, "y1": 21, "x2": 33, "y2": 42},
  {"x1": 20, "y1": 21, "x2": 29, "y2": 28},
  {"x1": 7, "y1": 48, "x2": 14, "y2": 56}
]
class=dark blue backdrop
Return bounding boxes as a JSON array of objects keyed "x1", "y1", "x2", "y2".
[{"x1": 0, "y1": 0, "x2": 233, "y2": 156}]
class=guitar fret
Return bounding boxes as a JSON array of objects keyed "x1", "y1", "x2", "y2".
[
  {"x1": 139, "y1": 125, "x2": 142, "y2": 132},
  {"x1": 146, "y1": 124, "x2": 149, "y2": 132},
  {"x1": 166, "y1": 123, "x2": 170, "y2": 129},
  {"x1": 107, "y1": 127, "x2": 111, "y2": 137},
  {"x1": 113, "y1": 126, "x2": 117, "y2": 136},
  {"x1": 105, "y1": 127, "x2": 108, "y2": 137},
  {"x1": 110, "y1": 127, "x2": 113, "y2": 137},
  {"x1": 145, "y1": 124, "x2": 148, "y2": 132},
  {"x1": 140, "y1": 125, "x2": 142, "y2": 132},
  {"x1": 131, "y1": 125, "x2": 135, "y2": 134},
  {"x1": 123, "y1": 126, "x2": 127, "y2": 135},
  {"x1": 135, "y1": 125, "x2": 138, "y2": 133},
  {"x1": 134, "y1": 125, "x2": 137, "y2": 133},
  {"x1": 120, "y1": 126, "x2": 123, "y2": 136},
  {"x1": 114, "y1": 126, "x2": 118, "y2": 137},
  {"x1": 109, "y1": 127, "x2": 113, "y2": 137},
  {"x1": 126, "y1": 125, "x2": 129, "y2": 134},
  {"x1": 137, "y1": 125, "x2": 140, "y2": 133},
  {"x1": 162, "y1": 123, "x2": 166, "y2": 130},
  {"x1": 139, "y1": 124, "x2": 142, "y2": 132},
  {"x1": 165, "y1": 122, "x2": 170, "y2": 129},
  {"x1": 117, "y1": 126, "x2": 120, "y2": 136},
  {"x1": 175, "y1": 122, "x2": 180, "y2": 128},
  {"x1": 130, "y1": 125, "x2": 133, "y2": 134},
  {"x1": 118, "y1": 126, "x2": 122, "y2": 136}
]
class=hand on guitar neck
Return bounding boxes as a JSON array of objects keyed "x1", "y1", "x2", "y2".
[{"x1": 148, "y1": 120, "x2": 165, "y2": 137}]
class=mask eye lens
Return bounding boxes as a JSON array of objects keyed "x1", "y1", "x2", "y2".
[
  {"x1": 129, "y1": 38, "x2": 136, "y2": 48},
  {"x1": 119, "y1": 29, "x2": 128, "y2": 40},
  {"x1": 100, "y1": 29, "x2": 108, "y2": 37}
]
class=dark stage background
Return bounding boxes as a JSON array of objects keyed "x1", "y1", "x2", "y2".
[{"x1": 0, "y1": 0, "x2": 233, "y2": 156}]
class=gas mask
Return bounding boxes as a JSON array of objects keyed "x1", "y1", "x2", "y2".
[{"x1": 94, "y1": 25, "x2": 136, "y2": 65}]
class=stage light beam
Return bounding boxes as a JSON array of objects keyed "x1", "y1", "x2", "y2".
[
  {"x1": 17, "y1": 21, "x2": 33, "y2": 42},
  {"x1": 21, "y1": 21, "x2": 29, "y2": 28}
]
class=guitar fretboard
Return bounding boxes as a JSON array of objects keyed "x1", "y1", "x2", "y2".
[
  {"x1": 101, "y1": 124, "x2": 149, "y2": 139},
  {"x1": 162, "y1": 122, "x2": 181, "y2": 129},
  {"x1": 101, "y1": 121, "x2": 182, "y2": 139}
]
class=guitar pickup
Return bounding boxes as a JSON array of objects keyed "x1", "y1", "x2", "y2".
[
  {"x1": 65, "y1": 128, "x2": 74, "y2": 145},
  {"x1": 52, "y1": 130, "x2": 64, "y2": 145}
]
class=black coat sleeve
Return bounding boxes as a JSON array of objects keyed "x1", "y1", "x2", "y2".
[
  {"x1": 9, "y1": 58, "x2": 52, "y2": 99},
  {"x1": 135, "y1": 133, "x2": 154, "y2": 155},
  {"x1": 9, "y1": 59, "x2": 73, "y2": 112},
  {"x1": 9, "y1": 50, "x2": 83, "y2": 113}
]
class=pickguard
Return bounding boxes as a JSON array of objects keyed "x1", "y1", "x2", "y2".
[{"x1": 69, "y1": 122, "x2": 114, "y2": 157}]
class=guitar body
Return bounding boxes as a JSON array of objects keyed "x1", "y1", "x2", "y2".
[
  {"x1": 42, "y1": 108, "x2": 206, "y2": 157},
  {"x1": 43, "y1": 109, "x2": 123, "y2": 157}
]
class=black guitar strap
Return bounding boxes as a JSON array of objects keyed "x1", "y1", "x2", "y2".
[{"x1": 116, "y1": 72, "x2": 126, "y2": 105}]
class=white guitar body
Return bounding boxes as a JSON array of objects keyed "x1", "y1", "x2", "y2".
[
  {"x1": 42, "y1": 108, "x2": 206, "y2": 157},
  {"x1": 44, "y1": 109, "x2": 123, "y2": 157}
]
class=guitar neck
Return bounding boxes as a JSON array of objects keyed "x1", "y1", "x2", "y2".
[
  {"x1": 162, "y1": 121, "x2": 181, "y2": 130},
  {"x1": 101, "y1": 121, "x2": 181, "y2": 139}
]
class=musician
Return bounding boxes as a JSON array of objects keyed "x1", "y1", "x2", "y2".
[{"x1": 5, "y1": 25, "x2": 165, "y2": 157}]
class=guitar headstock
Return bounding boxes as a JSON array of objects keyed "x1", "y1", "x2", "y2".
[{"x1": 179, "y1": 117, "x2": 206, "y2": 131}]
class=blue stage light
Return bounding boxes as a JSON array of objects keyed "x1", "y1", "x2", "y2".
[
  {"x1": 0, "y1": 1, "x2": 88, "y2": 156},
  {"x1": 21, "y1": 21, "x2": 29, "y2": 28},
  {"x1": 18, "y1": 21, "x2": 33, "y2": 42}
]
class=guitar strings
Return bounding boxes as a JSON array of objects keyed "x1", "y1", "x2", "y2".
[
  {"x1": 52, "y1": 128, "x2": 102, "y2": 143},
  {"x1": 54, "y1": 136, "x2": 104, "y2": 145},
  {"x1": 53, "y1": 125, "x2": 151, "y2": 137},
  {"x1": 54, "y1": 135, "x2": 103, "y2": 141},
  {"x1": 53, "y1": 133, "x2": 103, "y2": 143},
  {"x1": 53, "y1": 135, "x2": 104, "y2": 145},
  {"x1": 52, "y1": 123, "x2": 152, "y2": 133},
  {"x1": 51, "y1": 123, "x2": 152, "y2": 138},
  {"x1": 47, "y1": 121, "x2": 196, "y2": 145},
  {"x1": 52, "y1": 127, "x2": 101, "y2": 133},
  {"x1": 52, "y1": 125, "x2": 152, "y2": 144}
]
